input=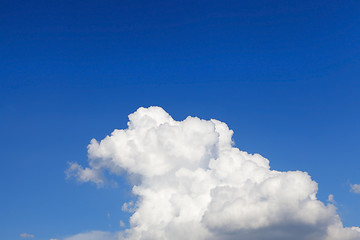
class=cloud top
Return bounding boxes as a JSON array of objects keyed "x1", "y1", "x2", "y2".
[{"x1": 67, "y1": 106, "x2": 360, "y2": 240}]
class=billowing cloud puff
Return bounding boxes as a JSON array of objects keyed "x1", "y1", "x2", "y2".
[{"x1": 67, "y1": 106, "x2": 360, "y2": 240}]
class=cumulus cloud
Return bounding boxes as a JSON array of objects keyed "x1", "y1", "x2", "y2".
[
  {"x1": 68, "y1": 106, "x2": 360, "y2": 240},
  {"x1": 350, "y1": 184, "x2": 360, "y2": 194},
  {"x1": 20, "y1": 233, "x2": 34, "y2": 238}
]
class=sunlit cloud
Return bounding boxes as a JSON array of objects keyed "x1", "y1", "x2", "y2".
[{"x1": 67, "y1": 106, "x2": 360, "y2": 240}]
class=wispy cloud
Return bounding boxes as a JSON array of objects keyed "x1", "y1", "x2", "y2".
[
  {"x1": 20, "y1": 233, "x2": 34, "y2": 239},
  {"x1": 63, "y1": 231, "x2": 118, "y2": 240},
  {"x1": 67, "y1": 106, "x2": 360, "y2": 240},
  {"x1": 119, "y1": 220, "x2": 125, "y2": 227},
  {"x1": 65, "y1": 162, "x2": 104, "y2": 187},
  {"x1": 328, "y1": 194, "x2": 336, "y2": 204},
  {"x1": 350, "y1": 184, "x2": 360, "y2": 194}
]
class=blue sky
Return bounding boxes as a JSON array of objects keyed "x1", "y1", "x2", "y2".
[{"x1": 1, "y1": 1, "x2": 360, "y2": 239}]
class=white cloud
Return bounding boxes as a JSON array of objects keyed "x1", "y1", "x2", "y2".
[
  {"x1": 350, "y1": 184, "x2": 360, "y2": 194},
  {"x1": 68, "y1": 106, "x2": 360, "y2": 240},
  {"x1": 65, "y1": 162, "x2": 105, "y2": 187},
  {"x1": 328, "y1": 194, "x2": 336, "y2": 204},
  {"x1": 63, "y1": 231, "x2": 118, "y2": 240},
  {"x1": 20, "y1": 233, "x2": 34, "y2": 238},
  {"x1": 121, "y1": 201, "x2": 136, "y2": 213}
]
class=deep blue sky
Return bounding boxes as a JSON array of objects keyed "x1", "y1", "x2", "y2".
[{"x1": 1, "y1": 1, "x2": 360, "y2": 239}]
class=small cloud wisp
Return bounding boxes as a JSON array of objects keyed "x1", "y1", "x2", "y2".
[
  {"x1": 20, "y1": 233, "x2": 35, "y2": 239},
  {"x1": 350, "y1": 184, "x2": 360, "y2": 194}
]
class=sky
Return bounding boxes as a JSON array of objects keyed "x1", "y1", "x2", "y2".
[{"x1": 1, "y1": 0, "x2": 360, "y2": 239}]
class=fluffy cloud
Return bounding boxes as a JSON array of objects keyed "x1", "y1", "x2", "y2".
[
  {"x1": 68, "y1": 106, "x2": 360, "y2": 240},
  {"x1": 350, "y1": 184, "x2": 360, "y2": 194},
  {"x1": 65, "y1": 162, "x2": 104, "y2": 187},
  {"x1": 20, "y1": 233, "x2": 34, "y2": 238}
]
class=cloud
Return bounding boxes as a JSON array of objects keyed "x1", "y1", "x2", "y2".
[
  {"x1": 63, "y1": 231, "x2": 118, "y2": 240},
  {"x1": 68, "y1": 106, "x2": 360, "y2": 240},
  {"x1": 350, "y1": 184, "x2": 360, "y2": 194},
  {"x1": 328, "y1": 194, "x2": 336, "y2": 204},
  {"x1": 120, "y1": 220, "x2": 126, "y2": 227},
  {"x1": 65, "y1": 162, "x2": 105, "y2": 187},
  {"x1": 121, "y1": 201, "x2": 136, "y2": 213},
  {"x1": 20, "y1": 233, "x2": 34, "y2": 238}
]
